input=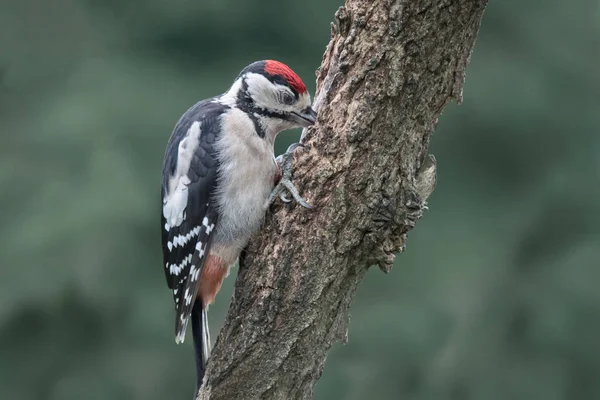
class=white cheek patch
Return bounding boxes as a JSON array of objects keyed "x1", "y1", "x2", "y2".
[
  {"x1": 245, "y1": 72, "x2": 312, "y2": 115},
  {"x1": 245, "y1": 73, "x2": 282, "y2": 111}
]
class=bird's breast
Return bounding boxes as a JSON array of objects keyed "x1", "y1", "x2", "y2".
[{"x1": 211, "y1": 108, "x2": 278, "y2": 258}]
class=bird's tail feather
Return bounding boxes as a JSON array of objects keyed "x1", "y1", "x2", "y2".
[
  {"x1": 202, "y1": 307, "x2": 211, "y2": 364},
  {"x1": 191, "y1": 301, "x2": 211, "y2": 391},
  {"x1": 175, "y1": 314, "x2": 188, "y2": 344}
]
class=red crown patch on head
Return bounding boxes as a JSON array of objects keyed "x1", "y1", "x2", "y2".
[{"x1": 264, "y1": 60, "x2": 307, "y2": 94}]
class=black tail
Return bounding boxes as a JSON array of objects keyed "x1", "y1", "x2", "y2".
[{"x1": 191, "y1": 301, "x2": 210, "y2": 392}]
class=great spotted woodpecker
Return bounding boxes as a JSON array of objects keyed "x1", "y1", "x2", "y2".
[{"x1": 160, "y1": 60, "x2": 315, "y2": 392}]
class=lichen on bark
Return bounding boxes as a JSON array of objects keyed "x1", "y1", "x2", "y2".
[{"x1": 197, "y1": 0, "x2": 488, "y2": 399}]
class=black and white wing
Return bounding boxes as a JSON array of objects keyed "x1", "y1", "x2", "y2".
[{"x1": 161, "y1": 100, "x2": 228, "y2": 343}]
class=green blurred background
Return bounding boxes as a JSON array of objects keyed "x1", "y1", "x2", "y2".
[{"x1": 1, "y1": 0, "x2": 599, "y2": 399}]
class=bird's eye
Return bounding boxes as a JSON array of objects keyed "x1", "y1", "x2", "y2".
[{"x1": 281, "y1": 92, "x2": 295, "y2": 105}]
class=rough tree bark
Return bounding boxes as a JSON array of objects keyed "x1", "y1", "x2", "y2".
[{"x1": 198, "y1": 0, "x2": 488, "y2": 399}]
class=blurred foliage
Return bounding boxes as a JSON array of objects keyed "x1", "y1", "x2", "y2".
[{"x1": 1, "y1": 0, "x2": 599, "y2": 399}]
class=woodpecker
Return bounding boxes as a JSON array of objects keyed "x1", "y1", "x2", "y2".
[{"x1": 160, "y1": 60, "x2": 316, "y2": 392}]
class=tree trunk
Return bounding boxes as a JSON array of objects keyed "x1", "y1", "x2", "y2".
[{"x1": 197, "y1": 0, "x2": 488, "y2": 398}]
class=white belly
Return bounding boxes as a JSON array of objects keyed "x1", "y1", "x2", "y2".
[{"x1": 211, "y1": 108, "x2": 277, "y2": 264}]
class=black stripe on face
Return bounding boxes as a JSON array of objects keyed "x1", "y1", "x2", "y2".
[
  {"x1": 236, "y1": 77, "x2": 253, "y2": 112},
  {"x1": 235, "y1": 76, "x2": 291, "y2": 138},
  {"x1": 252, "y1": 107, "x2": 287, "y2": 120},
  {"x1": 247, "y1": 112, "x2": 265, "y2": 138}
]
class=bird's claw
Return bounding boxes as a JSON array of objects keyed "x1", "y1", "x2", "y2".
[
  {"x1": 280, "y1": 193, "x2": 292, "y2": 203},
  {"x1": 274, "y1": 142, "x2": 304, "y2": 165},
  {"x1": 268, "y1": 143, "x2": 313, "y2": 209}
]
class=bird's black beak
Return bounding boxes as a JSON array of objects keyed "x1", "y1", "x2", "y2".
[{"x1": 291, "y1": 107, "x2": 317, "y2": 127}]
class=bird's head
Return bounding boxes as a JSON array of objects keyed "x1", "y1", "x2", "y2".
[{"x1": 223, "y1": 60, "x2": 317, "y2": 137}]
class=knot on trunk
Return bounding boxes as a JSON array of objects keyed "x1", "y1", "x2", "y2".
[{"x1": 367, "y1": 154, "x2": 437, "y2": 273}]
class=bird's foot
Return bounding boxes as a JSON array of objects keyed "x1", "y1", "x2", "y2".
[{"x1": 267, "y1": 143, "x2": 313, "y2": 209}]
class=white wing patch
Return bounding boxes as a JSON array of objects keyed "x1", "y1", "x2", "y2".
[
  {"x1": 175, "y1": 317, "x2": 187, "y2": 344},
  {"x1": 202, "y1": 217, "x2": 215, "y2": 234},
  {"x1": 162, "y1": 121, "x2": 203, "y2": 229},
  {"x1": 184, "y1": 288, "x2": 193, "y2": 306},
  {"x1": 169, "y1": 225, "x2": 201, "y2": 250},
  {"x1": 168, "y1": 254, "x2": 193, "y2": 276},
  {"x1": 170, "y1": 211, "x2": 218, "y2": 344},
  {"x1": 195, "y1": 240, "x2": 206, "y2": 258}
]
